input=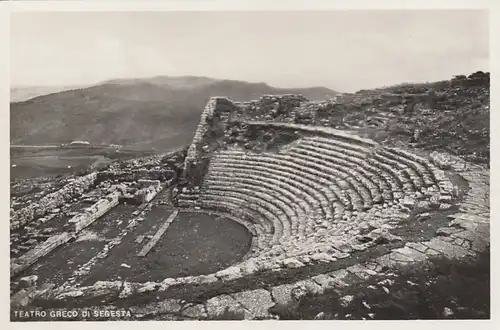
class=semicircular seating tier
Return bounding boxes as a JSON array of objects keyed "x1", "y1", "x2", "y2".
[{"x1": 177, "y1": 133, "x2": 450, "y2": 257}]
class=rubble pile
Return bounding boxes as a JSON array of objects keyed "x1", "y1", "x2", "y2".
[
  {"x1": 123, "y1": 180, "x2": 164, "y2": 204},
  {"x1": 96, "y1": 169, "x2": 174, "y2": 184},
  {"x1": 10, "y1": 172, "x2": 98, "y2": 231},
  {"x1": 9, "y1": 148, "x2": 186, "y2": 256},
  {"x1": 233, "y1": 94, "x2": 308, "y2": 122},
  {"x1": 330, "y1": 72, "x2": 490, "y2": 163},
  {"x1": 11, "y1": 190, "x2": 122, "y2": 279},
  {"x1": 10, "y1": 176, "x2": 69, "y2": 210},
  {"x1": 108, "y1": 154, "x2": 169, "y2": 172}
]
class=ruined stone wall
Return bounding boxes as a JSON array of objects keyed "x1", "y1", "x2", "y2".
[
  {"x1": 230, "y1": 94, "x2": 311, "y2": 124},
  {"x1": 136, "y1": 179, "x2": 162, "y2": 188},
  {"x1": 183, "y1": 157, "x2": 211, "y2": 188},
  {"x1": 11, "y1": 191, "x2": 121, "y2": 278},
  {"x1": 182, "y1": 97, "x2": 226, "y2": 187},
  {"x1": 69, "y1": 191, "x2": 121, "y2": 232},
  {"x1": 181, "y1": 95, "x2": 313, "y2": 188},
  {"x1": 133, "y1": 181, "x2": 163, "y2": 203},
  {"x1": 96, "y1": 169, "x2": 174, "y2": 184},
  {"x1": 184, "y1": 98, "x2": 218, "y2": 164},
  {"x1": 11, "y1": 172, "x2": 98, "y2": 231},
  {"x1": 11, "y1": 232, "x2": 72, "y2": 277}
]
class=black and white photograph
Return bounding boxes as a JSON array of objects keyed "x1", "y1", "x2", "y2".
[{"x1": 5, "y1": 1, "x2": 492, "y2": 323}]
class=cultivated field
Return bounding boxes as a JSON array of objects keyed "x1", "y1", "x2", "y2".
[{"x1": 10, "y1": 146, "x2": 157, "y2": 180}]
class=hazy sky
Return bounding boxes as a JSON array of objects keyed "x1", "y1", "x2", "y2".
[{"x1": 10, "y1": 10, "x2": 489, "y2": 92}]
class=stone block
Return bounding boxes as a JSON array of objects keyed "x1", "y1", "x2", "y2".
[
  {"x1": 231, "y1": 289, "x2": 274, "y2": 319},
  {"x1": 393, "y1": 247, "x2": 428, "y2": 262},
  {"x1": 11, "y1": 232, "x2": 72, "y2": 277},
  {"x1": 18, "y1": 275, "x2": 38, "y2": 289},
  {"x1": 422, "y1": 238, "x2": 475, "y2": 259},
  {"x1": 206, "y1": 294, "x2": 250, "y2": 319},
  {"x1": 271, "y1": 283, "x2": 295, "y2": 307},
  {"x1": 182, "y1": 304, "x2": 207, "y2": 319}
]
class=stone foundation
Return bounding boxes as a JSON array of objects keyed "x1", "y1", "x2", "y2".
[
  {"x1": 133, "y1": 181, "x2": 164, "y2": 203},
  {"x1": 11, "y1": 191, "x2": 121, "y2": 278},
  {"x1": 11, "y1": 233, "x2": 72, "y2": 277},
  {"x1": 11, "y1": 172, "x2": 98, "y2": 230},
  {"x1": 69, "y1": 191, "x2": 121, "y2": 232},
  {"x1": 96, "y1": 169, "x2": 174, "y2": 183}
]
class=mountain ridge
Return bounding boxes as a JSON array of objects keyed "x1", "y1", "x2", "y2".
[{"x1": 10, "y1": 76, "x2": 339, "y2": 151}]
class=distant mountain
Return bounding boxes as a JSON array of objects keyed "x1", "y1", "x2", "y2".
[
  {"x1": 99, "y1": 75, "x2": 337, "y2": 100},
  {"x1": 10, "y1": 76, "x2": 338, "y2": 151},
  {"x1": 10, "y1": 84, "x2": 91, "y2": 103},
  {"x1": 100, "y1": 75, "x2": 218, "y2": 89}
]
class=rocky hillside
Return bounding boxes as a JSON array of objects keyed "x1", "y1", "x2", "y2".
[
  {"x1": 339, "y1": 71, "x2": 490, "y2": 164},
  {"x1": 10, "y1": 76, "x2": 337, "y2": 151}
]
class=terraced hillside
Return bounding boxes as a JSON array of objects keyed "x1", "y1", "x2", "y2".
[{"x1": 10, "y1": 73, "x2": 489, "y2": 321}]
